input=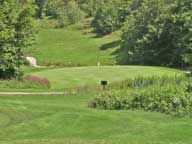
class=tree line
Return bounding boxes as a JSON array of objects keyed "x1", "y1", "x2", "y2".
[
  {"x1": 91, "y1": 0, "x2": 192, "y2": 67},
  {"x1": 33, "y1": 0, "x2": 192, "y2": 67},
  {"x1": 0, "y1": 0, "x2": 192, "y2": 79}
]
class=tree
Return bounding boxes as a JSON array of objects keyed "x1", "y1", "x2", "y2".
[
  {"x1": 92, "y1": 0, "x2": 131, "y2": 35},
  {"x1": 92, "y1": 0, "x2": 120, "y2": 35},
  {"x1": 119, "y1": 0, "x2": 192, "y2": 67},
  {"x1": 43, "y1": 0, "x2": 84, "y2": 28},
  {"x1": 56, "y1": 0, "x2": 84, "y2": 28},
  {"x1": 77, "y1": 0, "x2": 103, "y2": 17},
  {"x1": 0, "y1": 0, "x2": 35, "y2": 79},
  {"x1": 35, "y1": 0, "x2": 45, "y2": 18}
]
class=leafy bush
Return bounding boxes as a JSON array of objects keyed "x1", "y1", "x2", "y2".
[
  {"x1": 90, "y1": 76, "x2": 192, "y2": 117},
  {"x1": 90, "y1": 86, "x2": 192, "y2": 117},
  {"x1": 129, "y1": 86, "x2": 192, "y2": 117},
  {"x1": 89, "y1": 90, "x2": 131, "y2": 110}
]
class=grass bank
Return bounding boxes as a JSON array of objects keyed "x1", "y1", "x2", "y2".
[{"x1": 30, "y1": 29, "x2": 120, "y2": 66}]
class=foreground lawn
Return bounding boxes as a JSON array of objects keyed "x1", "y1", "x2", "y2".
[
  {"x1": 31, "y1": 29, "x2": 119, "y2": 66},
  {"x1": 0, "y1": 93, "x2": 192, "y2": 144},
  {"x1": 31, "y1": 66, "x2": 181, "y2": 90}
]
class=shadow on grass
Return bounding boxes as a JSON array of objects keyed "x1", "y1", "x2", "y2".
[{"x1": 100, "y1": 40, "x2": 121, "y2": 51}]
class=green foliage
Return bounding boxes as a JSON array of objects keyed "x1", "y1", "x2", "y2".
[
  {"x1": 185, "y1": 82, "x2": 192, "y2": 93},
  {"x1": 92, "y1": 1, "x2": 119, "y2": 35},
  {"x1": 92, "y1": 0, "x2": 130, "y2": 35},
  {"x1": 120, "y1": 0, "x2": 192, "y2": 67},
  {"x1": 26, "y1": 0, "x2": 192, "y2": 68},
  {"x1": 35, "y1": 0, "x2": 44, "y2": 18},
  {"x1": 40, "y1": 0, "x2": 84, "y2": 28},
  {"x1": 129, "y1": 86, "x2": 192, "y2": 117},
  {"x1": 182, "y1": 54, "x2": 192, "y2": 67},
  {"x1": 77, "y1": 0, "x2": 100, "y2": 17},
  {"x1": 0, "y1": 0, "x2": 35, "y2": 79},
  {"x1": 56, "y1": 0, "x2": 84, "y2": 28},
  {"x1": 90, "y1": 75, "x2": 192, "y2": 117}
]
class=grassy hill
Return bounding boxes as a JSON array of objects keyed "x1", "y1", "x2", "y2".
[
  {"x1": 0, "y1": 6, "x2": 190, "y2": 144},
  {"x1": 30, "y1": 28, "x2": 120, "y2": 66},
  {"x1": 0, "y1": 19, "x2": 188, "y2": 144},
  {"x1": 31, "y1": 66, "x2": 181, "y2": 90}
]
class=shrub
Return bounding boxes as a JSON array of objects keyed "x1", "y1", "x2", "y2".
[
  {"x1": 24, "y1": 76, "x2": 50, "y2": 88},
  {"x1": 0, "y1": 76, "x2": 51, "y2": 90},
  {"x1": 90, "y1": 76, "x2": 192, "y2": 117},
  {"x1": 129, "y1": 85, "x2": 192, "y2": 117},
  {"x1": 89, "y1": 90, "x2": 131, "y2": 110}
]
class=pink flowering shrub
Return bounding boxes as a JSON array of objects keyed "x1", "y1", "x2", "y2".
[{"x1": 24, "y1": 76, "x2": 51, "y2": 88}]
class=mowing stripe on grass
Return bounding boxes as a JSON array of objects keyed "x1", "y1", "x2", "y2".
[{"x1": 0, "y1": 92, "x2": 76, "y2": 95}]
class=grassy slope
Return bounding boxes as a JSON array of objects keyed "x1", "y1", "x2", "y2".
[
  {"x1": 0, "y1": 93, "x2": 192, "y2": 144},
  {"x1": 31, "y1": 66, "x2": 181, "y2": 90},
  {"x1": 31, "y1": 28, "x2": 120, "y2": 66}
]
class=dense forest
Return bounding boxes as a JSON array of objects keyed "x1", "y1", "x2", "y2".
[{"x1": 0, "y1": 0, "x2": 192, "y2": 79}]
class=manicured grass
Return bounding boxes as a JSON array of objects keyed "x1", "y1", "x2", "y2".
[
  {"x1": 31, "y1": 29, "x2": 120, "y2": 66},
  {"x1": 0, "y1": 93, "x2": 192, "y2": 144},
  {"x1": 31, "y1": 66, "x2": 181, "y2": 90}
]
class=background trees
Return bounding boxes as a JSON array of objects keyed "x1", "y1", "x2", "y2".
[
  {"x1": 92, "y1": 0, "x2": 120, "y2": 35},
  {"x1": 119, "y1": 0, "x2": 192, "y2": 67},
  {"x1": 55, "y1": 0, "x2": 84, "y2": 28},
  {"x1": 1, "y1": 0, "x2": 192, "y2": 80},
  {"x1": 92, "y1": 0, "x2": 130, "y2": 35},
  {"x1": 90, "y1": 0, "x2": 192, "y2": 67},
  {"x1": 35, "y1": 0, "x2": 84, "y2": 28}
]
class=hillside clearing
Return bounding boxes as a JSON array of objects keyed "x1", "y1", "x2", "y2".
[{"x1": 30, "y1": 29, "x2": 120, "y2": 66}]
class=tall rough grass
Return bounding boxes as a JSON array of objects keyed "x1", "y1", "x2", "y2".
[
  {"x1": 0, "y1": 76, "x2": 50, "y2": 90},
  {"x1": 109, "y1": 75, "x2": 186, "y2": 89}
]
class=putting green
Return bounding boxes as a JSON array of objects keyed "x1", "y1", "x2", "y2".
[{"x1": 31, "y1": 66, "x2": 181, "y2": 90}]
